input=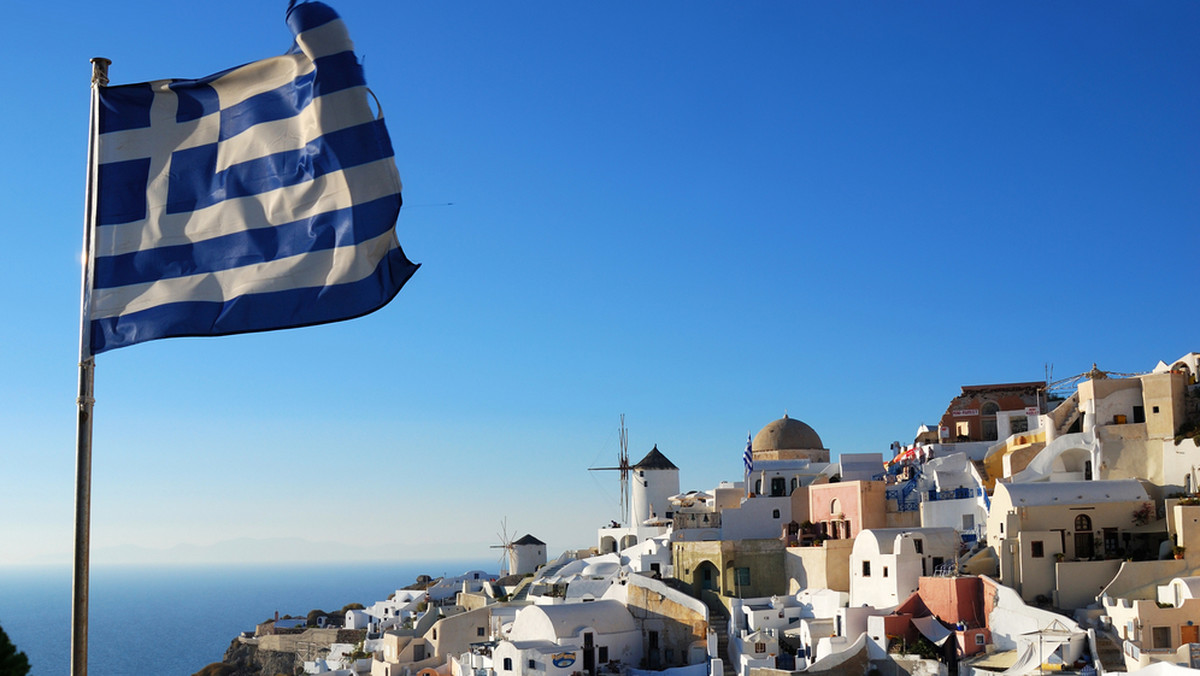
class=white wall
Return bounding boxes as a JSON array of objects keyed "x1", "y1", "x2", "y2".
[
  {"x1": 920, "y1": 497, "x2": 986, "y2": 541},
  {"x1": 720, "y1": 496, "x2": 790, "y2": 540},
  {"x1": 632, "y1": 467, "x2": 680, "y2": 526}
]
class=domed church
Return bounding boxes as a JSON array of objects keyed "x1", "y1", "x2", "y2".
[{"x1": 751, "y1": 414, "x2": 830, "y2": 463}]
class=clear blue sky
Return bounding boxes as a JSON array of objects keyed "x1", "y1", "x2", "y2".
[{"x1": 1, "y1": 2, "x2": 1197, "y2": 566}]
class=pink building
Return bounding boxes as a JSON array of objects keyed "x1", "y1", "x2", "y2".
[{"x1": 808, "y1": 480, "x2": 887, "y2": 541}]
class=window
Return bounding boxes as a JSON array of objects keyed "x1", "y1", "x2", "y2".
[
  {"x1": 963, "y1": 514, "x2": 975, "y2": 530},
  {"x1": 432, "y1": 629, "x2": 437, "y2": 640},
  {"x1": 1152, "y1": 626, "x2": 1171, "y2": 650},
  {"x1": 528, "y1": 660, "x2": 536, "y2": 670},
  {"x1": 883, "y1": 566, "x2": 889, "y2": 578},
  {"x1": 1075, "y1": 514, "x2": 1092, "y2": 532},
  {"x1": 975, "y1": 634, "x2": 986, "y2": 646},
  {"x1": 771, "y1": 477, "x2": 786, "y2": 497},
  {"x1": 477, "y1": 627, "x2": 486, "y2": 637},
  {"x1": 1031, "y1": 541, "x2": 1045, "y2": 558},
  {"x1": 755, "y1": 480, "x2": 762, "y2": 494},
  {"x1": 503, "y1": 659, "x2": 512, "y2": 671},
  {"x1": 735, "y1": 567, "x2": 751, "y2": 586},
  {"x1": 914, "y1": 539, "x2": 924, "y2": 554},
  {"x1": 755, "y1": 643, "x2": 767, "y2": 654},
  {"x1": 772, "y1": 509, "x2": 781, "y2": 519},
  {"x1": 862, "y1": 560, "x2": 871, "y2": 577},
  {"x1": 830, "y1": 498, "x2": 842, "y2": 515},
  {"x1": 649, "y1": 631, "x2": 659, "y2": 649},
  {"x1": 599, "y1": 647, "x2": 608, "y2": 663}
]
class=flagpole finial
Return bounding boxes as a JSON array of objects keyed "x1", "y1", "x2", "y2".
[{"x1": 90, "y1": 58, "x2": 111, "y2": 86}]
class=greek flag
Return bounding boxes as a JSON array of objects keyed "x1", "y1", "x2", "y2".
[
  {"x1": 89, "y1": 2, "x2": 418, "y2": 354},
  {"x1": 743, "y1": 432, "x2": 753, "y2": 475}
]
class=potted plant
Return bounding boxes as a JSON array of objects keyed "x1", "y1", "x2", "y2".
[{"x1": 1054, "y1": 552, "x2": 1065, "y2": 562}]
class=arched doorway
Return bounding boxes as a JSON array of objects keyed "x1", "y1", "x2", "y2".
[
  {"x1": 1074, "y1": 513, "x2": 1094, "y2": 559},
  {"x1": 693, "y1": 560, "x2": 720, "y2": 594},
  {"x1": 981, "y1": 402, "x2": 999, "y2": 441}
]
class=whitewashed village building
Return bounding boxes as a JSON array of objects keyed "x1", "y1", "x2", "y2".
[
  {"x1": 492, "y1": 601, "x2": 642, "y2": 676},
  {"x1": 914, "y1": 451, "x2": 990, "y2": 546},
  {"x1": 671, "y1": 415, "x2": 837, "y2": 544},
  {"x1": 848, "y1": 527, "x2": 960, "y2": 609}
]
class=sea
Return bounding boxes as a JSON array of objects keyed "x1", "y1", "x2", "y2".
[{"x1": 0, "y1": 560, "x2": 491, "y2": 676}]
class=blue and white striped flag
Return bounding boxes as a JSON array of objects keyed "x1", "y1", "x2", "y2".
[
  {"x1": 89, "y1": 2, "x2": 418, "y2": 354},
  {"x1": 743, "y1": 432, "x2": 753, "y2": 475}
]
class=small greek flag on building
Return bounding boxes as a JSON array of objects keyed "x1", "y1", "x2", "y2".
[
  {"x1": 89, "y1": 2, "x2": 418, "y2": 354},
  {"x1": 743, "y1": 432, "x2": 754, "y2": 475}
]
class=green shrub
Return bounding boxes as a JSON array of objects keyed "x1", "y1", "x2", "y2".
[{"x1": 0, "y1": 623, "x2": 30, "y2": 676}]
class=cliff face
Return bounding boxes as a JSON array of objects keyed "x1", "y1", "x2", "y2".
[
  {"x1": 192, "y1": 637, "x2": 297, "y2": 676},
  {"x1": 195, "y1": 629, "x2": 366, "y2": 676}
]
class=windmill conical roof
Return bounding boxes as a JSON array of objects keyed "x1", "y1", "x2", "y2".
[{"x1": 633, "y1": 445, "x2": 678, "y2": 470}]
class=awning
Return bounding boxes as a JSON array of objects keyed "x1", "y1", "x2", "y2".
[{"x1": 912, "y1": 616, "x2": 952, "y2": 646}]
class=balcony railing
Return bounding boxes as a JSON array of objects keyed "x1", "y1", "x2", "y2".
[
  {"x1": 927, "y1": 487, "x2": 985, "y2": 501},
  {"x1": 673, "y1": 512, "x2": 721, "y2": 530}
]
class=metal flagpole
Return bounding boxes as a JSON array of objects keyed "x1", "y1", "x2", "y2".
[{"x1": 72, "y1": 56, "x2": 109, "y2": 676}]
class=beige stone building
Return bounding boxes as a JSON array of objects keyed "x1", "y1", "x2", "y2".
[
  {"x1": 987, "y1": 479, "x2": 1156, "y2": 604},
  {"x1": 616, "y1": 573, "x2": 710, "y2": 669},
  {"x1": 672, "y1": 538, "x2": 788, "y2": 600},
  {"x1": 1005, "y1": 354, "x2": 1200, "y2": 494},
  {"x1": 784, "y1": 538, "x2": 853, "y2": 594}
]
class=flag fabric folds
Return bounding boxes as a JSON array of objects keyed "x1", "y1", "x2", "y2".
[
  {"x1": 89, "y1": 1, "x2": 418, "y2": 354},
  {"x1": 743, "y1": 433, "x2": 754, "y2": 475}
]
